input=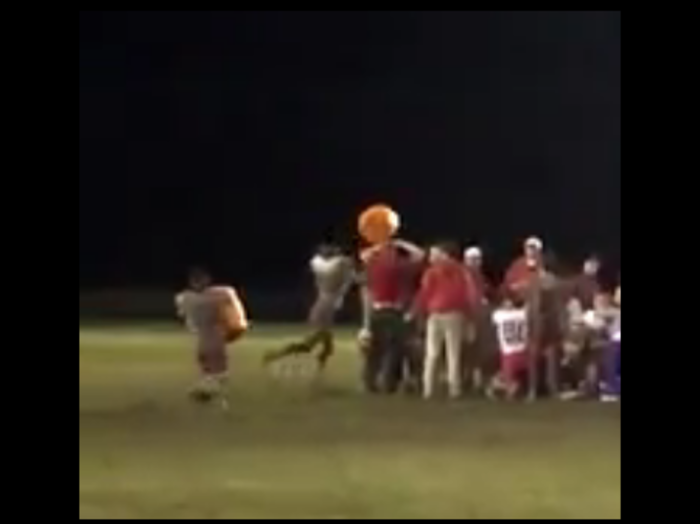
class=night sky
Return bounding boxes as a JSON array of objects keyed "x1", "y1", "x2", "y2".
[{"x1": 79, "y1": 11, "x2": 621, "y2": 289}]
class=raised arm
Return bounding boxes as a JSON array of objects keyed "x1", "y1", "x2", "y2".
[
  {"x1": 174, "y1": 291, "x2": 187, "y2": 318},
  {"x1": 392, "y1": 239, "x2": 426, "y2": 263},
  {"x1": 359, "y1": 244, "x2": 383, "y2": 264},
  {"x1": 359, "y1": 284, "x2": 373, "y2": 331}
]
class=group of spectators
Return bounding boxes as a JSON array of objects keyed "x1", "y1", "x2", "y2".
[{"x1": 358, "y1": 236, "x2": 621, "y2": 402}]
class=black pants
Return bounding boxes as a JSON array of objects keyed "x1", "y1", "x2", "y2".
[{"x1": 363, "y1": 308, "x2": 409, "y2": 394}]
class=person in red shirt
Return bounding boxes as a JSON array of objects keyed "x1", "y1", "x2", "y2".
[
  {"x1": 463, "y1": 246, "x2": 491, "y2": 302},
  {"x1": 414, "y1": 242, "x2": 478, "y2": 399},
  {"x1": 502, "y1": 236, "x2": 544, "y2": 301},
  {"x1": 360, "y1": 238, "x2": 425, "y2": 394}
]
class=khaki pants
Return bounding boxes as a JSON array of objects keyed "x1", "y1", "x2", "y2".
[{"x1": 424, "y1": 312, "x2": 465, "y2": 399}]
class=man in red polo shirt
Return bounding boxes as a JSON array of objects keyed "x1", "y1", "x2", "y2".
[
  {"x1": 360, "y1": 238, "x2": 425, "y2": 394},
  {"x1": 415, "y1": 242, "x2": 478, "y2": 399},
  {"x1": 503, "y1": 236, "x2": 544, "y2": 300}
]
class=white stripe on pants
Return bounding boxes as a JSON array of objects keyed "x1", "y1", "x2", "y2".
[{"x1": 424, "y1": 312, "x2": 465, "y2": 399}]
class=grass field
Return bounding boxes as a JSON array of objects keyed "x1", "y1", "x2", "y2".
[{"x1": 79, "y1": 325, "x2": 621, "y2": 520}]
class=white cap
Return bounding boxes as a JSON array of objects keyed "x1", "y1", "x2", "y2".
[
  {"x1": 464, "y1": 246, "x2": 482, "y2": 259},
  {"x1": 524, "y1": 236, "x2": 543, "y2": 250}
]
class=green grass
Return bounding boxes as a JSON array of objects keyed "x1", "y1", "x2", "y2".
[{"x1": 79, "y1": 325, "x2": 621, "y2": 520}]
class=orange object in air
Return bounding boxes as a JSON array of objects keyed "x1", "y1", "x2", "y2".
[
  {"x1": 208, "y1": 286, "x2": 249, "y2": 342},
  {"x1": 358, "y1": 204, "x2": 400, "y2": 245}
]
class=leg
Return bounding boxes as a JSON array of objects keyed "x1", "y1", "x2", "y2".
[
  {"x1": 381, "y1": 310, "x2": 408, "y2": 394},
  {"x1": 316, "y1": 330, "x2": 335, "y2": 371},
  {"x1": 601, "y1": 340, "x2": 621, "y2": 398},
  {"x1": 543, "y1": 327, "x2": 562, "y2": 398},
  {"x1": 362, "y1": 343, "x2": 382, "y2": 393},
  {"x1": 502, "y1": 352, "x2": 526, "y2": 400},
  {"x1": 363, "y1": 310, "x2": 389, "y2": 393},
  {"x1": 477, "y1": 314, "x2": 500, "y2": 393},
  {"x1": 405, "y1": 335, "x2": 423, "y2": 394},
  {"x1": 444, "y1": 313, "x2": 465, "y2": 399},
  {"x1": 544, "y1": 345, "x2": 561, "y2": 398},
  {"x1": 423, "y1": 314, "x2": 444, "y2": 399},
  {"x1": 193, "y1": 334, "x2": 229, "y2": 404},
  {"x1": 263, "y1": 329, "x2": 322, "y2": 364},
  {"x1": 309, "y1": 301, "x2": 337, "y2": 371},
  {"x1": 580, "y1": 339, "x2": 601, "y2": 397},
  {"x1": 615, "y1": 343, "x2": 621, "y2": 392},
  {"x1": 461, "y1": 320, "x2": 478, "y2": 393},
  {"x1": 263, "y1": 339, "x2": 313, "y2": 364},
  {"x1": 264, "y1": 299, "x2": 334, "y2": 365},
  {"x1": 527, "y1": 342, "x2": 539, "y2": 401}
]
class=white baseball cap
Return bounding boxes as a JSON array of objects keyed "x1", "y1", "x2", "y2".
[
  {"x1": 524, "y1": 236, "x2": 543, "y2": 250},
  {"x1": 464, "y1": 246, "x2": 482, "y2": 259}
]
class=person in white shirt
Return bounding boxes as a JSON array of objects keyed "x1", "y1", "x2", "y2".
[
  {"x1": 582, "y1": 293, "x2": 621, "y2": 401},
  {"x1": 263, "y1": 244, "x2": 355, "y2": 374},
  {"x1": 174, "y1": 268, "x2": 248, "y2": 407},
  {"x1": 583, "y1": 293, "x2": 619, "y2": 345},
  {"x1": 601, "y1": 300, "x2": 621, "y2": 401},
  {"x1": 492, "y1": 297, "x2": 529, "y2": 400}
]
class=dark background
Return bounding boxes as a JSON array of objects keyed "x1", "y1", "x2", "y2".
[{"x1": 79, "y1": 11, "x2": 621, "y2": 291}]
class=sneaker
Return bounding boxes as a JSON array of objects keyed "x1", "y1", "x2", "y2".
[{"x1": 559, "y1": 390, "x2": 583, "y2": 401}]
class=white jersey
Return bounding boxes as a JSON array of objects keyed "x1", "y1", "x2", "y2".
[
  {"x1": 493, "y1": 308, "x2": 528, "y2": 355},
  {"x1": 175, "y1": 288, "x2": 231, "y2": 337},
  {"x1": 583, "y1": 310, "x2": 605, "y2": 331},
  {"x1": 309, "y1": 254, "x2": 354, "y2": 305},
  {"x1": 611, "y1": 311, "x2": 621, "y2": 342},
  {"x1": 175, "y1": 290, "x2": 199, "y2": 333},
  {"x1": 583, "y1": 308, "x2": 620, "y2": 341},
  {"x1": 566, "y1": 298, "x2": 585, "y2": 330}
]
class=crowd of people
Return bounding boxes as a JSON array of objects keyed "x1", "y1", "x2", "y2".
[
  {"x1": 176, "y1": 235, "x2": 621, "y2": 405},
  {"x1": 264, "y1": 235, "x2": 621, "y2": 403}
]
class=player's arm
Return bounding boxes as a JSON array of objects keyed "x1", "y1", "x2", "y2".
[
  {"x1": 392, "y1": 239, "x2": 426, "y2": 263},
  {"x1": 174, "y1": 292, "x2": 186, "y2": 318},
  {"x1": 309, "y1": 254, "x2": 329, "y2": 275},
  {"x1": 359, "y1": 284, "x2": 372, "y2": 330},
  {"x1": 359, "y1": 244, "x2": 385, "y2": 264},
  {"x1": 331, "y1": 258, "x2": 356, "y2": 310},
  {"x1": 340, "y1": 257, "x2": 356, "y2": 288},
  {"x1": 411, "y1": 266, "x2": 435, "y2": 319}
]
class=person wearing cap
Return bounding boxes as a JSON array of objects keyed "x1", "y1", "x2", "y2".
[
  {"x1": 463, "y1": 245, "x2": 498, "y2": 393},
  {"x1": 571, "y1": 255, "x2": 603, "y2": 310},
  {"x1": 263, "y1": 244, "x2": 355, "y2": 374},
  {"x1": 464, "y1": 246, "x2": 492, "y2": 303},
  {"x1": 502, "y1": 236, "x2": 544, "y2": 301},
  {"x1": 523, "y1": 253, "x2": 566, "y2": 400}
]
